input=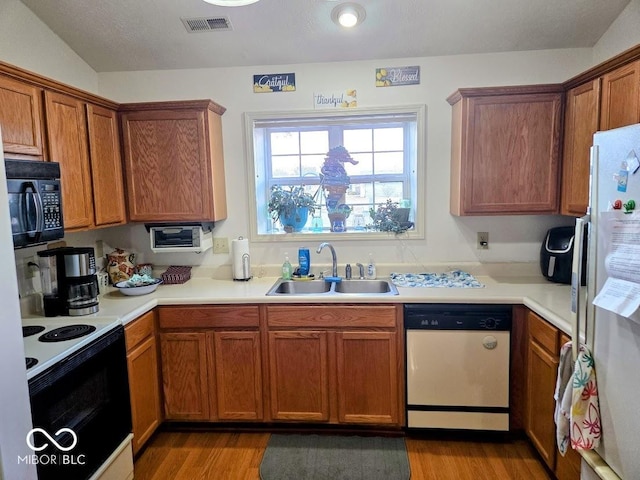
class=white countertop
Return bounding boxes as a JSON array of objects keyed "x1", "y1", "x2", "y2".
[{"x1": 80, "y1": 274, "x2": 573, "y2": 334}]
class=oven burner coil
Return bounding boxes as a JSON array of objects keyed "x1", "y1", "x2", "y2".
[
  {"x1": 23, "y1": 325, "x2": 46, "y2": 337},
  {"x1": 39, "y1": 324, "x2": 97, "y2": 342},
  {"x1": 25, "y1": 357, "x2": 38, "y2": 369}
]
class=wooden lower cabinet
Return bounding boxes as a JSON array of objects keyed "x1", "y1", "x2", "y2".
[
  {"x1": 526, "y1": 310, "x2": 581, "y2": 480},
  {"x1": 125, "y1": 310, "x2": 162, "y2": 456},
  {"x1": 213, "y1": 331, "x2": 263, "y2": 420},
  {"x1": 160, "y1": 331, "x2": 210, "y2": 420},
  {"x1": 266, "y1": 304, "x2": 403, "y2": 427},
  {"x1": 527, "y1": 337, "x2": 559, "y2": 467},
  {"x1": 268, "y1": 331, "x2": 330, "y2": 421},
  {"x1": 158, "y1": 306, "x2": 263, "y2": 422},
  {"x1": 336, "y1": 331, "x2": 398, "y2": 424},
  {"x1": 157, "y1": 304, "x2": 401, "y2": 427}
]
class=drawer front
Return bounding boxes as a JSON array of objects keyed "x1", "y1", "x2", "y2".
[
  {"x1": 267, "y1": 305, "x2": 398, "y2": 328},
  {"x1": 528, "y1": 311, "x2": 559, "y2": 354},
  {"x1": 125, "y1": 310, "x2": 155, "y2": 351},
  {"x1": 159, "y1": 305, "x2": 259, "y2": 329}
]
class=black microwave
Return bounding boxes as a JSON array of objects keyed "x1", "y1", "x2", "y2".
[{"x1": 5, "y1": 159, "x2": 64, "y2": 248}]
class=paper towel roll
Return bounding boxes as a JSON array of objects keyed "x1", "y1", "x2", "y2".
[{"x1": 232, "y1": 236, "x2": 251, "y2": 280}]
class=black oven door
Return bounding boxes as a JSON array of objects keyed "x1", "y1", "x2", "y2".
[{"x1": 28, "y1": 325, "x2": 132, "y2": 480}]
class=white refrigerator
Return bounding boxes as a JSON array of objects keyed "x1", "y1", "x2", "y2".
[{"x1": 572, "y1": 123, "x2": 640, "y2": 479}]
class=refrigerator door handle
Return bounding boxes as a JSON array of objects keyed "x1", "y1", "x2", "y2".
[{"x1": 571, "y1": 215, "x2": 589, "y2": 361}]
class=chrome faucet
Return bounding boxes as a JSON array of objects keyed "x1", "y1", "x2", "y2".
[
  {"x1": 316, "y1": 242, "x2": 338, "y2": 278},
  {"x1": 356, "y1": 263, "x2": 365, "y2": 279}
]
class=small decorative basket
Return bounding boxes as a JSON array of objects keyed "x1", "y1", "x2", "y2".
[{"x1": 160, "y1": 266, "x2": 192, "y2": 284}]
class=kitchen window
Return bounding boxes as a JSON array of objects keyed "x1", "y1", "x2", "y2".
[{"x1": 244, "y1": 105, "x2": 425, "y2": 240}]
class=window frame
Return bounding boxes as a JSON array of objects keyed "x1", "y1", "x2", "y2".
[{"x1": 243, "y1": 105, "x2": 426, "y2": 242}]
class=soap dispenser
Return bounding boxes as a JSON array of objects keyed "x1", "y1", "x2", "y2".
[
  {"x1": 366, "y1": 253, "x2": 377, "y2": 280},
  {"x1": 282, "y1": 254, "x2": 293, "y2": 280}
]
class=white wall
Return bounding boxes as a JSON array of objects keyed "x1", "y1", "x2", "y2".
[
  {"x1": 593, "y1": 0, "x2": 640, "y2": 64},
  {"x1": 0, "y1": 0, "x2": 98, "y2": 92},
  {"x1": 97, "y1": 49, "x2": 591, "y2": 273}
]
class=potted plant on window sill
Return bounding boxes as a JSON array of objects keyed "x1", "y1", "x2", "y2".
[
  {"x1": 268, "y1": 185, "x2": 317, "y2": 233},
  {"x1": 369, "y1": 199, "x2": 413, "y2": 235}
]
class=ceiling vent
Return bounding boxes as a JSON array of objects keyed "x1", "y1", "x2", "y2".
[{"x1": 181, "y1": 16, "x2": 232, "y2": 33}]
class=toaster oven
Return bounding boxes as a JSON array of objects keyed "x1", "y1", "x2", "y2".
[{"x1": 148, "y1": 224, "x2": 213, "y2": 253}]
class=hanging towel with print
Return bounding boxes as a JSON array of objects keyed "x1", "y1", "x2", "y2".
[
  {"x1": 554, "y1": 341, "x2": 573, "y2": 456},
  {"x1": 570, "y1": 343, "x2": 602, "y2": 451}
]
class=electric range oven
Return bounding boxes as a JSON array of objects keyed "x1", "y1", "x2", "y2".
[{"x1": 23, "y1": 317, "x2": 133, "y2": 480}]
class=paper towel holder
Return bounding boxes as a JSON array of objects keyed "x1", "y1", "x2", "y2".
[{"x1": 233, "y1": 236, "x2": 252, "y2": 281}]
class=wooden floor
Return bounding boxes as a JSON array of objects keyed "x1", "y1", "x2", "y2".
[{"x1": 134, "y1": 430, "x2": 552, "y2": 480}]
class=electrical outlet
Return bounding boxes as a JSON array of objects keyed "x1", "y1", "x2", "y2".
[
  {"x1": 25, "y1": 255, "x2": 38, "y2": 278},
  {"x1": 95, "y1": 239, "x2": 104, "y2": 259},
  {"x1": 477, "y1": 232, "x2": 489, "y2": 250},
  {"x1": 213, "y1": 237, "x2": 229, "y2": 254}
]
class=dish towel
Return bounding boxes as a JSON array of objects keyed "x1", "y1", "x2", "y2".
[
  {"x1": 554, "y1": 341, "x2": 573, "y2": 455},
  {"x1": 555, "y1": 341, "x2": 602, "y2": 456},
  {"x1": 389, "y1": 270, "x2": 484, "y2": 288}
]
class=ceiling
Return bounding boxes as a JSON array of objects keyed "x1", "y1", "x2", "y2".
[{"x1": 19, "y1": 0, "x2": 631, "y2": 73}]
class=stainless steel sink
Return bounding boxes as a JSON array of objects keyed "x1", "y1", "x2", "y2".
[
  {"x1": 334, "y1": 279, "x2": 397, "y2": 295},
  {"x1": 266, "y1": 279, "x2": 398, "y2": 296},
  {"x1": 267, "y1": 280, "x2": 332, "y2": 295}
]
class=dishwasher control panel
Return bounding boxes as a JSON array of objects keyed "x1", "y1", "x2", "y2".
[{"x1": 404, "y1": 304, "x2": 512, "y2": 331}]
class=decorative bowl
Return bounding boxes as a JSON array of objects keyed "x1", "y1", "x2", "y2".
[{"x1": 115, "y1": 278, "x2": 162, "y2": 296}]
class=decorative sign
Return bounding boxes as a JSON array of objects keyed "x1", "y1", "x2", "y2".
[
  {"x1": 375, "y1": 66, "x2": 420, "y2": 87},
  {"x1": 313, "y1": 89, "x2": 357, "y2": 109},
  {"x1": 253, "y1": 73, "x2": 296, "y2": 93}
]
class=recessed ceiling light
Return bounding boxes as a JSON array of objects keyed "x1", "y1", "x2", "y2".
[
  {"x1": 202, "y1": 0, "x2": 259, "y2": 6},
  {"x1": 331, "y1": 2, "x2": 366, "y2": 28}
]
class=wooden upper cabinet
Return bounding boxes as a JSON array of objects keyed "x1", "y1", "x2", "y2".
[
  {"x1": 86, "y1": 104, "x2": 126, "y2": 227},
  {"x1": 44, "y1": 91, "x2": 94, "y2": 230},
  {"x1": 0, "y1": 75, "x2": 45, "y2": 158},
  {"x1": 120, "y1": 100, "x2": 228, "y2": 223},
  {"x1": 600, "y1": 60, "x2": 640, "y2": 131},
  {"x1": 561, "y1": 79, "x2": 600, "y2": 216},
  {"x1": 448, "y1": 85, "x2": 563, "y2": 215}
]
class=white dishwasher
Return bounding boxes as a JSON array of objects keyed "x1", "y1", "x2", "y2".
[{"x1": 404, "y1": 304, "x2": 512, "y2": 431}]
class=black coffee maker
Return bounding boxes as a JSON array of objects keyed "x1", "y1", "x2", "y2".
[{"x1": 37, "y1": 247, "x2": 99, "y2": 317}]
